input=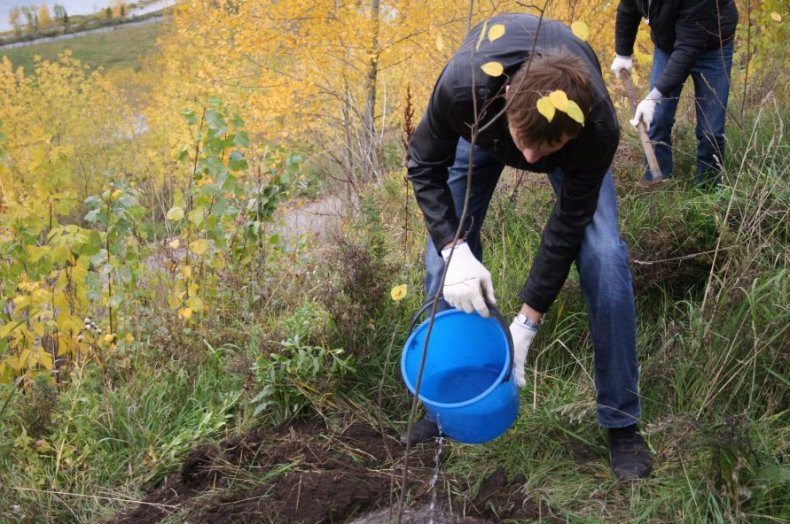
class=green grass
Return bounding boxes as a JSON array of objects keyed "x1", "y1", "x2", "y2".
[
  {"x1": 0, "y1": 343, "x2": 244, "y2": 522},
  {"x1": 0, "y1": 20, "x2": 162, "y2": 73}
]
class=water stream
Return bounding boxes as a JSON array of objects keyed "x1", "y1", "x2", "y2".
[
  {"x1": 427, "y1": 435, "x2": 445, "y2": 524},
  {"x1": 348, "y1": 431, "x2": 463, "y2": 524}
]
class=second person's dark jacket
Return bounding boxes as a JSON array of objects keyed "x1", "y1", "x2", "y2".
[{"x1": 615, "y1": 0, "x2": 739, "y2": 95}]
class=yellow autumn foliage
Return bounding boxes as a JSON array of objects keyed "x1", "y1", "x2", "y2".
[
  {"x1": 0, "y1": 0, "x2": 629, "y2": 206},
  {"x1": 145, "y1": 0, "x2": 620, "y2": 182},
  {"x1": 0, "y1": 52, "x2": 137, "y2": 203}
]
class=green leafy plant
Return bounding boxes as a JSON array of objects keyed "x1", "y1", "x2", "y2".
[
  {"x1": 84, "y1": 182, "x2": 146, "y2": 341},
  {"x1": 165, "y1": 97, "x2": 293, "y2": 321},
  {"x1": 251, "y1": 335, "x2": 354, "y2": 424},
  {"x1": 280, "y1": 300, "x2": 336, "y2": 346}
]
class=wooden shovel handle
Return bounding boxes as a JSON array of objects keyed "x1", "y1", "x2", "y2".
[{"x1": 620, "y1": 69, "x2": 664, "y2": 182}]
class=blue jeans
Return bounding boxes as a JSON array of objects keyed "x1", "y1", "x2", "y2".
[
  {"x1": 648, "y1": 42, "x2": 734, "y2": 184},
  {"x1": 425, "y1": 139, "x2": 640, "y2": 428}
]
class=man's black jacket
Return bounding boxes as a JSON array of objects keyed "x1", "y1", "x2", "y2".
[
  {"x1": 407, "y1": 14, "x2": 619, "y2": 314},
  {"x1": 615, "y1": 0, "x2": 739, "y2": 95}
]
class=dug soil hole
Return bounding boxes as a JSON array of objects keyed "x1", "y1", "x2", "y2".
[{"x1": 109, "y1": 419, "x2": 549, "y2": 523}]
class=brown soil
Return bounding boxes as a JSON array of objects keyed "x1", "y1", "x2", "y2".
[{"x1": 108, "y1": 419, "x2": 555, "y2": 524}]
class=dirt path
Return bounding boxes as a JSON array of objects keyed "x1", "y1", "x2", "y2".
[{"x1": 278, "y1": 195, "x2": 345, "y2": 240}]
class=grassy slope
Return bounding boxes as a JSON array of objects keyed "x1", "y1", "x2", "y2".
[{"x1": 0, "y1": 21, "x2": 161, "y2": 73}]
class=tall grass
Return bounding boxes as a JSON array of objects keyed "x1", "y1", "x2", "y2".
[{"x1": 1, "y1": 343, "x2": 242, "y2": 522}]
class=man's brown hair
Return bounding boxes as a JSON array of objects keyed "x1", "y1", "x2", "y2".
[{"x1": 506, "y1": 49, "x2": 593, "y2": 148}]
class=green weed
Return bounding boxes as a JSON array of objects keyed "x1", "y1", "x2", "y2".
[
  {"x1": 1, "y1": 345, "x2": 240, "y2": 522},
  {"x1": 251, "y1": 335, "x2": 355, "y2": 424}
]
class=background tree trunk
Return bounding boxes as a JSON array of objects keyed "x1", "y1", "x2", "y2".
[{"x1": 363, "y1": 0, "x2": 382, "y2": 182}]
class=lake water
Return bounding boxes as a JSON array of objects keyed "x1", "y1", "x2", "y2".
[{"x1": 0, "y1": 0, "x2": 175, "y2": 32}]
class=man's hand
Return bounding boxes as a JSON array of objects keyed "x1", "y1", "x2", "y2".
[
  {"x1": 631, "y1": 87, "x2": 664, "y2": 130},
  {"x1": 509, "y1": 315, "x2": 538, "y2": 388},
  {"x1": 441, "y1": 242, "x2": 496, "y2": 317},
  {"x1": 610, "y1": 54, "x2": 633, "y2": 79}
]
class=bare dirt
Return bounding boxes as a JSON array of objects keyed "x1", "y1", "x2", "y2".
[{"x1": 108, "y1": 419, "x2": 555, "y2": 524}]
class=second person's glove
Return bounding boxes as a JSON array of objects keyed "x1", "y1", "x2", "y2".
[
  {"x1": 441, "y1": 242, "x2": 496, "y2": 317},
  {"x1": 631, "y1": 87, "x2": 664, "y2": 130},
  {"x1": 610, "y1": 54, "x2": 633, "y2": 79}
]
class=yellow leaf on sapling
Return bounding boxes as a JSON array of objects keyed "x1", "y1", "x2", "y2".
[
  {"x1": 35, "y1": 349, "x2": 53, "y2": 370},
  {"x1": 189, "y1": 239, "x2": 209, "y2": 255},
  {"x1": 548, "y1": 90, "x2": 568, "y2": 110},
  {"x1": 186, "y1": 296, "x2": 205, "y2": 312},
  {"x1": 571, "y1": 21, "x2": 590, "y2": 41},
  {"x1": 390, "y1": 284, "x2": 407, "y2": 302},
  {"x1": 166, "y1": 207, "x2": 184, "y2": 221},
  {"x1": 179, "y1": 307, "x2": 193, "y2": 320},
  {"x1": 488, "y1": 24, "x2": 505, "y2": 42},
  {"x1": 536, "y1": 97, "x2": 556, "y2": 122},
  {"x1": 167, "y1": 295, "x2": 181, "y2": 309},
  {"x1": 565, "y1": 100, "x2": 585, "y2": 124},
  {"x1": 6, "y1": 355, "x2": 21, "y2": 371},
  {"x1": 0, "y1": 322, "x2": 18, "y2": 339},
  {"x1": 770, "y1": 12, "x2": 781, "y2": 22},
  {"x1": 18, "y1": 349, "x2": 32, "y2": 369},
  {"x1": 480, "y1": 61, "x2": 504, "y2": 77},
  {"x1": 13, "y1": 295, "x2": 29, "y2": 308}
]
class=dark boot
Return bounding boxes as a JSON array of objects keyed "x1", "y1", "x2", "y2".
[
  {"x1": 400, "y1": 418, "x2": 440, "y2": 445},
  {"x1": 608, "y1": 425, "x2": 653, "y2": 480}
]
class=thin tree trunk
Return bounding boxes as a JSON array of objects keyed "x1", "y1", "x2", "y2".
[
  {"x1": 363, "y1": 0, "x2": 381, "y2": 181},
  {"x1": 741, "y1": 0, "x2": 751, "y2": 121}
]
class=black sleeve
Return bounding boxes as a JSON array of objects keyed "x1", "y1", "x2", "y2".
[
  {"x1": 518, "y1": 121, "x2": 616, "y2": 313},
  {"x1": 518, "y1": 169, "x2": 604, "y2": 313},
  {"x1": 407, "y1": 81, "x2": 461, "y2": 253},
  {"x1": 615, "y1": 0, "x2": 643, "y2": 56},
  {"x1": 655, "y1": 0, "x2": 718, "y2": 95}
]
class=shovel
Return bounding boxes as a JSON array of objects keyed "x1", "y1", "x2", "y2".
[{"x1": 620, "y1": 69, "x2": 664, "y2": 183}]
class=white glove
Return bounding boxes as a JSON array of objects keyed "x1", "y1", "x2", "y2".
[
  {"x1": 510, "y1": 316, "x2": 538, "y2": 388},
  {"x1": 631, "y1": 87, "x2": 664, "y2": 130},
  {"x1": 441, "y1": 242, "x2": 496, "y2": 317},
  {"x1": 610, "y1": 54, "x2": 633, "y2": 79}
]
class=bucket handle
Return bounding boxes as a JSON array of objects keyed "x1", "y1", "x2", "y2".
[{"x1": 408, "y1": 298, "x2": 515, "y2": 383}]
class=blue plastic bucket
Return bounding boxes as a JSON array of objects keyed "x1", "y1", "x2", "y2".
[{"x1": 401, "y1": 305, "x2": 519, "y2": 444}]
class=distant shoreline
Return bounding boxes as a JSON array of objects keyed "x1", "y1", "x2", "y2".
[
  {"x1": 0, "y1": 15, "x2": 163, "y2": 49},
  {"x1": 0, "y1": 0, "x2": 173, "y2": 48}
]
